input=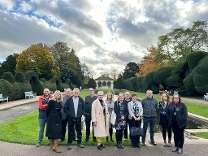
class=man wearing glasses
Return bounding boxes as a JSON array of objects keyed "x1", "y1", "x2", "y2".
[
  {"x1": 84, "y1": 88, "x2": 97, "y2": 142},
  {"x1": 36, "y1": 88, "x2": 52, "y2": 147}
]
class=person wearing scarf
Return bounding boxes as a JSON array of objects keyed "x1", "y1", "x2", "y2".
[
  {"x1": 167, "y1": 94, "x2": 188, "y2": 154},
  {"x1": 128, "y1": 94, "x2": 143, "y2": 148}
]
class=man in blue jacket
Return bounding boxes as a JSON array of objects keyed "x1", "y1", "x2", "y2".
[{"x1": 141, "y1": 90, "x2": 158, "y2": 146}]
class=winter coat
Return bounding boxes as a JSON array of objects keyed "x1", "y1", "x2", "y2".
[
  {"x1": 92, "y1": 99, "x2": 110, "y2": 137},
  {"x1": 46, "y1": 100, "x2": 62, "y2": 139},
  {"x1": 158, "y1": 101, "x2": 169, "y2": 127},
  {"x1": 167, "y1": 102, "x2": 188, "y2": 129}
]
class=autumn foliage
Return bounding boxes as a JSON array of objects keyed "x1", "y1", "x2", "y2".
[{"x1": 137, "y1": 45, "x2": 157, "y2": 76}]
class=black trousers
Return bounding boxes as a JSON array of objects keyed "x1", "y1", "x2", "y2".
[
  {"x1": 85, "y1": 115, "x2": 95, "y2": 139},
  {"x1": 142, "y1": 117, "x2": 155, "y2": 143},
  {"x1": 161, "y1": 125, "x2": 172, "y2": 142},
  {"x1": 172, "y1": 122, "x2": 185, "y2": 148},
  {"x1": 61, "y1": 118, "x2": 75, "y2": 140},
  {"x1": 68, "y1": 117, "x2": 82, "y2": 144},
  {"x1": 116, "y1": 130, "x2": 123, "y2": 143},
  {"x1": 124, "y1": 119, "x2": 129, "y2": 139},
  {"x1": 129, "y1": 119, "x2": 141, "y2": 146}
]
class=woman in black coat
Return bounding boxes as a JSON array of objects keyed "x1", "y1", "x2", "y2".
[
  {"x1": 167, "y1": 94, "x2": 187, "y2": 154},
  {"x1": 46, "y1": 90, "x2": 63, "y2": 153},
  {"x1": 114, "y1": 93, "x2": 128, "y2": 149},
  {"x1": 158, "y1": 92, "x2": 172, "y2": 147}
]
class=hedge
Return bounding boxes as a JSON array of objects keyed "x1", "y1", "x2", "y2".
[
  {"x1": 137, "y1": 76, "x2": 145, "y2": 92},
  {"x1": 0, "y1": 79, "x2": 16, "y2": 101},
  {"x1": 186, "y1": 51, "x2": 207, "y2": 70},
  {"x1": 183, "y1": 74, "x2": 197, "y2": 96},
  {"x1": 2, "y1": 72, "x2": 15, "y2": 84},
  {"x1": 142, "y1": 72, "x2": 159, "y2": 94},
  {"x1": 192, "y1": 56, "x2": 208, "y2": 93}
]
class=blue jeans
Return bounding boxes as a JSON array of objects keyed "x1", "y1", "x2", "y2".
[
  {"x1": 38, "y1": 118, "x2": 47, "y2": 143},
  {"x1": 142, "y1": 117, "x2": 155, "y2": 143}
]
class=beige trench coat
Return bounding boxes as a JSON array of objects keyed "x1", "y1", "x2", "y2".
[{"x1": 92, "y1": 99, "x2": 110, "y2": 137}]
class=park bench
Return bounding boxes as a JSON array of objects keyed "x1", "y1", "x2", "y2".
[
  {"x1": 0, "y1": 94, "x2": 8, "y2": 102},
  {"x1": 24, "y1": 91, "x2": 36, "y2": 99}
]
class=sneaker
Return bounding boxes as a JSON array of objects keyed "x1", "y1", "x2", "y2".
[
  {"x1": 77, "y1": 144, "x2": 85, "y2": 148},
  {"x1": 150, "y1": 141, "x2": 157, "y2": 146},
  {"x1": 177, "y1": 148, "x2": 183, "y2": 154},
  {"x1": 172, "y1": 147, "x2": 178, "y2": 152},
  {"x1": 36, "y1": 143, "x2": 41, "y2": 147}
]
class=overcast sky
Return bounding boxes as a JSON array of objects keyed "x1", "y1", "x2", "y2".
[{"x1": 0, "y1": 0, "x2": 208, "y2": 77}]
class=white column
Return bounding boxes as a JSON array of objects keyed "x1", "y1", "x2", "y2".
[{"x1": 111, "y1": 81, "x2": 113, "y2": 89}]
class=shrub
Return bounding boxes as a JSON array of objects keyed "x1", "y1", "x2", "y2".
[
  {"x1": 142, "y1": 72, "x2": 159, "y2": 93},
  {"x1": 87, "y1": 78, "x2": 96, "y2": 89},
  {"x1": 129, "y1": 77, "x2": 138, "y2": 92},
  {"x1": 167, "y1": 62, "x2": 189, "y2": 89},
  {"x1": 186, "y1": 51, "x2": 207, "y2": 70},
  {"x1": 116, "y1": 78, "x2": 125, "y2": 90},
  {"x1": 153, "y1": 67, "x2": 173, "y2": 90},
  {"x1": 0, "y1": 79, "x2": 16, "y2": 101},
  {"x1": 178, "y1": 86, "x2": 186, "y2": 96},
  {"x1": 137, "y1": 77, "x2": 145, "y2": 92},
  {"x1": 183, "y1": 74, "x2": 197, "y2": 96},
  {"x1": 14, "y1": 72, "x2": 26, "y2": 83},
  {"x1": 53, "y1": 76, "x2": 63, "y2": 91},
  {"x1": 41, "y1": 79, "x2": 57, "y2": 92},
  {"x1": 2, "y1": 72, "x2": 15, "y2": 83},
  {"x1": 25, "y1": 70, "x2": 43, "y2": 95},
  {"x1": 192, "y1": 56, "x2": 208, "y2": 93}
]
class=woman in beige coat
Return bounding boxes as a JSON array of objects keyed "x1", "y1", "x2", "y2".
[{"x1": 92, "y1": 91, "x2": 110, "y2": 150}]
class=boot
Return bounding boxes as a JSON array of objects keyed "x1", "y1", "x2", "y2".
[
  {"x1": 110, "y1": 135, "x2": 114, "y2": 142},
  {"x1": 53, "y1": 139, "x2": 61, "y2": 153},
  {"x1": 50, "y1": 139, "x2": 55, "y2": 150}
]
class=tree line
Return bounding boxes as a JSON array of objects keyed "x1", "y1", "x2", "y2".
[{"x1": 115, "y1": 20, "x2": 208, "y2": 96}]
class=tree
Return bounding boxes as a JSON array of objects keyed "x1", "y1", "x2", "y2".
[
  {"x1": 87, "y1": 78, "x2": 96, "y2": 89},
  {"x1": 50, "y1": 42, "x2": 83, "y2": 84},
  {"x1": 137, "y1": 45, "x2": 157, "y2": 76},
  {"x1": 16, "y1": 44, "x2": 58, "y2": 80},
  {"x1": 122, "y1": 62, "x2": 139, "y2": 79},
  {"x1": 81, "y1": 63, "x2": 94, "y2": 85},
  {"x1": 0, "y1": 53, "x2": 19, "y2": 76},
  {"x1": 155, "y1": 20, "x2": 208, "y2": 65}
]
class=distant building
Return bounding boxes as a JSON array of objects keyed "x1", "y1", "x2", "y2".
[{"x1": 95, "y1": 76, "x2": 114, "y2": 89}]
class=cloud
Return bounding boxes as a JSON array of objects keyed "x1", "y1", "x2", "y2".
[{"x1": 0, "y1": 0, "x2": 208, "y2": 77}]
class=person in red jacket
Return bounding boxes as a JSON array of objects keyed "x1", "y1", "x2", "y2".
[{"x1": 36, "y1": 88, "x2": 52, "y2": 147}]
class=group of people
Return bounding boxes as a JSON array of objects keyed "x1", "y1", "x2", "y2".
[{"x1": 35, "y1": 88, "x2": 187, "y2": 155}]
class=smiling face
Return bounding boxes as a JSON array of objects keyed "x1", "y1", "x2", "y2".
[
  {"x1": 43, "y1": 88, "x2": 50, "y2": 97},
  {"x1": 146, "y1": 90, "x2": 153, "y2": 99},
  {"x1": 89, "y1": 88, "x2": 94, "y2": 96},
  {"x1": 173, "y1": 94, "x2": 180, "y2": 103},
  {"x1": 118, "y1": 93, "x2": 124, "y2": 102}
]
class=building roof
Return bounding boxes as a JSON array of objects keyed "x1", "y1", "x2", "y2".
[{"x1": 95, "y1": 76, "x2": 113, "y2": 81}]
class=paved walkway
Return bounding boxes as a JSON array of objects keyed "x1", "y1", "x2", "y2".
[{"x1": 0, "y1": 95, "x2": 208, "y2": 156}]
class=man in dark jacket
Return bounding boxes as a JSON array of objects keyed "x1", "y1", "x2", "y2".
[
  {"x1": 141, "y1": 90, "x2": 158, "y2": 146},
  {"x1": 64, "y1": 88, "x2": 85, "y2": 149},
  {"x1": 36, "y1": 88, "x2": 52, "y2": 147},
  {"x1": 84, "y1": 88, "x2": 97, "y2": 142}
]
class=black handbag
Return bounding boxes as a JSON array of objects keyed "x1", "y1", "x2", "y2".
[{"x1": 130, "y1": 122, "x2": 143, "y2": 137}]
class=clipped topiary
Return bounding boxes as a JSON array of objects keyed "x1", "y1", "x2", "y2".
[
  {"x1": 192, "y1": 56, "x2": 208, "y2": 93},
  {"x1": 129, "y1": 77, "x2": 138, "y2": 92},
  {"x1": 142, "y1": 72, "x2": 159, "y2": 93},
  {"x1": 186, "y1": 51, "x2": 207, "y2": 70},
  {"x1": 0, "y1": 79, "x2": 16, "y2": 101},
  {"x1": 87, "y1": 78, "x2": 96, "y2": 89},
  {"x1": 25, "y1": 70, "x2": 43, "y2": 95},
  {"x1": 183, "y1": 74, "x2": 197, "y2": 96},
  {"x1": 53, "y1": 76, "x2": 63, "y2": 91},
  {"x1": 137, "y1": 76, "x2": 145, "y2": 92},
  {"x1": 153, "y1": 67, "x2": 173, "y2": 90},
  {"x1": 2, "y1": 72, "x2": 15, "y2": 83},
  {"x1": 14, "y1": 72, "x2": 26, "y2": 83},
  {"x1": 116, "y1": 78, "x2": 125, "y2": 90}
]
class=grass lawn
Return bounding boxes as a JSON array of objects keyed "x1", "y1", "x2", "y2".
[
  {"x1": 0, "y1": 111, "x2": 132, "y2": 146},
  {"x1": 191, "y1": 132, "x2": 208, "y2": 139},
  {"x1": 0, "y1": 89, "x2": 208, "y2": 145}
]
